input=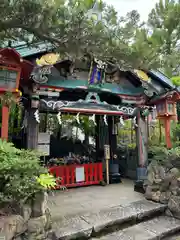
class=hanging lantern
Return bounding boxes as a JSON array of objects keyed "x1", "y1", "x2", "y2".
[
  {"x1": 140, "y1": 108, "x2": 150, "y2": 117},
  {"x1": 156, "y1": 100, "x2": 166, "y2": 117},
  {"x1": 0, "y1": 66, "x2": 20, "y2": 91},
  {"x1": 156, "y1": 97, "x2": 177, "y2": 119}
]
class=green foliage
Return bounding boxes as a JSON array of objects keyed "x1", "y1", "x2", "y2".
[
  {"x1": 0, "y1": 92, "x2": 23, "y2": 136},
  {"x1": 72, "y1": 115, "x2": 95, "y2": 139},
  {"x1": 171, "y1": 76, "x2": 180, "y2": 86},
  {"x1": 171, "y1": 123, "x2": 180, "y2": 146},
  {"x1": 148, "y1": 145, "x2": 180, "y2": 165},
  {"x1": 1, "y1": 0, "x2": 180, "y2": 72},
  {"x1": 0, "y1": 140, "x2": 54, "y2": 204},
  {"x1": 118, "y1": 120, "x2": 136, "y2": 148},
  {"x1": 36, "y1": 173, "x2": 57, "y2": 189},
  {"x1": 0, "y1": 0, "x2": 162, "y2": 70},
  {"x1": 148, "y1": 0, "x2": 180, "y2": 75},
  {"x1": 148, "y1": 145, "x2": 169, "y2": 163}
]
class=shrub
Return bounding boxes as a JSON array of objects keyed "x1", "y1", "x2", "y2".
[
  {"x1": 0, "y1": 140, "x2": 55, "y2": 205},
  {"x1": 148, "y1": 145, "x2": 180, "y2": 168}
]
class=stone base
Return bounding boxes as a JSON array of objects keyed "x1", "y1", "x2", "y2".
[
  {"x1": 0, "y1": 191, "x2": 52, "y2": 240},
  {"x1": 134, "y1": 180, "x2": 145, "y2": 194}
]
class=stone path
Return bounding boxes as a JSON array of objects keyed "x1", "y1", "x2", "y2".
[
  {"x1": 164, "y1": 233, "x2": 180, "y2": 239},
  {"x1": 93, "y1": 216, "x2": 180, "y2": 240},
  {"x1": 48, "y1": 179, "x2": 143, "y2": 221},
  {"x1": 48, "y1": 180, "x2": 180, "y2": 239},
  {"x1": 51, "y1": 199, "x2": 166, "y2": 239}
]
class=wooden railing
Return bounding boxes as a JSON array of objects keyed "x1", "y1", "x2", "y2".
[{"x1": 49, "y1": 163, "x2": 103, "y2": 188}]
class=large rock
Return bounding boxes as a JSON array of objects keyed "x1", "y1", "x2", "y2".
[
  {"x1": 152, "y1": 191, "x2": 161, "y2": 202},
  {"x1": 170, "y1": 178, "x2": 178, "y2": 195},
  {"x1": 159, "y1": 191, "x2": 171, "y2": 204},
  {"x1": 168, "y1": 195, "x2": 180, "y2": 219},
  {"x1": 44, "y1": 208, "x2": 52, "y2": 231},
  {"x1": 145, "y1": 186, "x2": 153, "y2": 200},
  {"x1": 147, "y1": 171, "x2": 155, "y2": 185},
  {"x1": 160, "y1": 175, "x2": 171, "y2": 191},
  {"x1": 27, "y1": 215, "x2": 47, "y2": 234},
  {"x1": 26, "y1": 232, "x2": 46, "y2": 240},
  {"x1": 158, "y1": 166, "x2": 166, "y2": 179},
  {"x1": 170, "y1": 168, "x2": 180, "y2": 178},
  {"x1": 0, "y1": 215, "x2": 26, "y2": 240},
  {"x1": 21, "y1": 204, "x2": 32, "y2": 222},
  {"x1": 31, "y1": 192, "x2": 49, "y2": 217}
]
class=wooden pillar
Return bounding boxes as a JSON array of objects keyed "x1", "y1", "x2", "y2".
[
  {"x1": 27, "y1": 108, "x2": 39, "y2": 149},
  {"x1": 164, "y1": 117, "x2": 172, "y2": 148},
  {"x1": 99, "y1": 116, "x2": 109, "y2": 149},
  {"x1": 95, "y1": 115, "x2": 100, "y2": 160},
  {"x1": 134, "y1": 110, "x2": 148, "y2": 193},
  {"x1": 136, "y1": 112, "x2": 148, "y2": 167},
  {"x1": 108, "y1": 116, "x2": 117, "y2": 160},
  {"x1": 1, "y1": 105, "x2": 9, "y2": 140}
]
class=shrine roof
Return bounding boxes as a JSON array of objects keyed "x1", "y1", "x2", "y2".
[
  {"x1": 148, "y1": 70, "x2": 174, "y2": 89},
  {"x1": 43, "y1": 77, "x2": 144, "y2": 96},
  {"x1": 10, "y1": 43, "x2": 175, "y2": 98},
  {"x1": 14, "y1": 42, "x2": 52, "y2": 57}
]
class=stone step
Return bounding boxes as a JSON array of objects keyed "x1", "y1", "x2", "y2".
[
  {"x1": 52, "y1": 200, "x2": 166, "y2": 240},
  {"x1": 92, "y1": 216, "x2": 180, "y2": 240},
  {"x1": 163, "y1": 232, "x2": 180, "y2": 239}
]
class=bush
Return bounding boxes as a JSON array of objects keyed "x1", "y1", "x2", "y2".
[
  {"x1": 0, "y1": 140, "x2": 55, "y2": 205},
  {"x1": 148, "y1": 145, "x2": 180, "y2": 168}
]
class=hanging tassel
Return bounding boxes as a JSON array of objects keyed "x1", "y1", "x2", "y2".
[
  {"x1": 89, "y1": 114, "x2": 96, "y2": 125},
  {"x1": 103, "y1": 115, "x2": 108, "y2": 125},
  {"x1": 133, "y1": 116, "x2": 138, "y2": 128},
  {"x1": 34, "y1": 109, "x2": 40, "y2": 123},
  {"x1": 76, "y1": 112, "x2": 80, "y2": 124},
  {"x1": 120, "y1": 116, "x2": 125, "y2": 126},
  {"x1": 57, "y1": 112, "x2": 62, "y2": 125}
]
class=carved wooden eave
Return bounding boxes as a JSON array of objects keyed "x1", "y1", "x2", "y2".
[
  {"x1": 40, "y1": 98, "x2": 137, "y2": 116},
  {"x1": 149, "y1": 90, "x2": 180, "y2": 105}
]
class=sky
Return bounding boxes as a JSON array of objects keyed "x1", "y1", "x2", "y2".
[{"x1": 103, "y1": 0, "x2": 159, "y2": 21}]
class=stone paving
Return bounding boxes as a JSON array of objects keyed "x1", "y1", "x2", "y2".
[
  {"x1": 165, "y1": 233, "x2": 180, "y2": 239},
  {"x1": 47, "y1": 180, "x2": 180, "y2": 239},
  {"x1": 93, "y1": 216, "x2": 180, "y2": 240},
  {"x1": 51, "y1": 199, "x2": 166, "y2": 239},
  {"x1": 48, "y1": 179, "x2": 144, "y2": 221}
]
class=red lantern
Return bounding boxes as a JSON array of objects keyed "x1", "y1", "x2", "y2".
[
  {"x1": 0, "y1": 48, "x2": 33, "y2": 140},
  {"x1": 155, "y1": 92, "x2": 180, "y2": 148}
]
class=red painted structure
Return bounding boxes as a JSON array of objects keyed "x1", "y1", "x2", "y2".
[
  {"x1": 150, "y1": 91, "x2": 180, "y2": 148},
  {"x1": 0, "y1": 48, "x2": 33, "y2": 140},
  {"x1": 49, "y1": 163, "x2": 103, "y2": 188}
]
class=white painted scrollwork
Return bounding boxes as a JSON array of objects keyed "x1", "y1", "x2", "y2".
[
  {"x1": 118, "y1": 106, "x2": 135, "y2": 115},
  {"x1": 40, "y1": 99, "x2": 136, "y2": 116},
  {"x1": 40, "y1": 99, "x2": 73, "y2": 110}
]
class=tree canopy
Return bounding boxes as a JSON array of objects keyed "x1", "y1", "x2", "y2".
[
  {"x1": 148, "y1": 0, "x2": 180, "y2": 76},
  {"x1": 0, "y1": 0, "x2": 150, "y2": 69},
  {"x1": 0, "y1": 0, "x2": 180, "y2": 72}
]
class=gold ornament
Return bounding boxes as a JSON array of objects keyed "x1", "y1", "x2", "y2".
[
  {"x1": 134, "y1": 70, "x2": 149, "y2": 81},
  {"x1": 36, "y1": 53, "x2": 60, "y2": 66}
]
